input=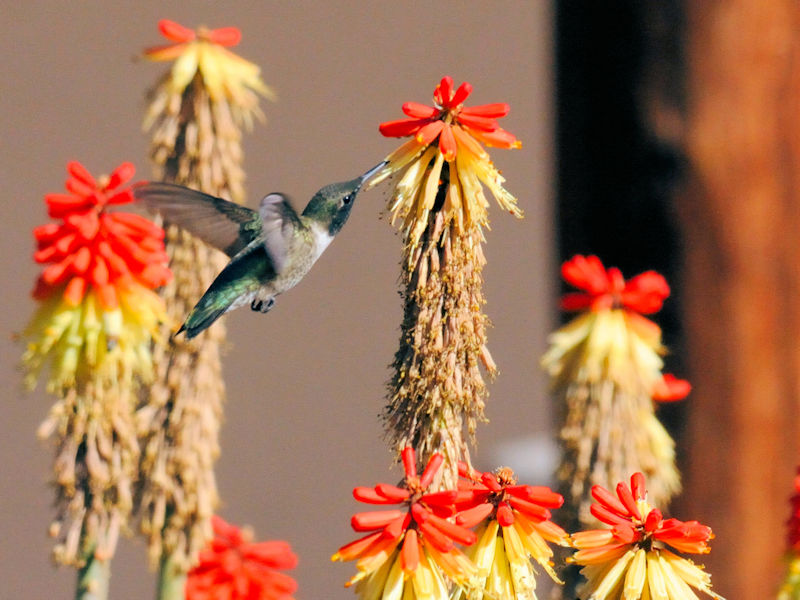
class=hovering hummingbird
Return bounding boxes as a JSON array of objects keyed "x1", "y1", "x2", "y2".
[{"x1": 133, "y1": 161, "x2": 386, "y2": 338}]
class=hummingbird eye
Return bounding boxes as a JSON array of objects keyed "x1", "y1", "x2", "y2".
[{"x1": 342, "y1": 194, "x2": 353, "y2": 206}]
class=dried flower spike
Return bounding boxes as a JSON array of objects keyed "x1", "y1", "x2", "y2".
[
  {"x1": 137, "y1": 18, "x2": 271, "y2": 576},
  {"x1": 542, "y1": 255, "x2": 682, "y2": 527},
  {"x1": 379, "y1": 77, "x2": 522, "y2": 488},
  {"x1": 186, "y1": 516, "x2": 298, "y2": 600},
  {"x1": 453, "y1": 464, "x2": 569, "y2": 599},
  {"x1": 21, "y1": 160, "x2": 170, "y2": 569},
  {"x1": 333, "y1": 447, "x2": 478, "y2": 598},
  {"x1": 571, "y1": 472, "x2": 724, "y2": 600}
]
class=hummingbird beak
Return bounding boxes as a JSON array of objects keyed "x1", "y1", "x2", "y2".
[{"x1": 358, "y1": 160, "x2": 389, "y2": 186}]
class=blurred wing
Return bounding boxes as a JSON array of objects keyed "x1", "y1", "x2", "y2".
[
  {"x1": 259, "y1": 193, "x2": 302, "y2": 274},
  {"x1": 133, "y1": 182, "x2": 261, "y2": 257}
]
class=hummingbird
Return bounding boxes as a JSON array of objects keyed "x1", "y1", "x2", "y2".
[{"x1": 133, "y1": 161, "x2": 386, "y2": 338}]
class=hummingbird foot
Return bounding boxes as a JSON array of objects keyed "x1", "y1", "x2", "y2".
[{"x1": 251, "y1": 297, "x2": 276, "y2": 313}]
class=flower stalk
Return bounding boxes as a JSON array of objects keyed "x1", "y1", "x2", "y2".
[
  {"x1": 136, "y1": 19, "x2": 272, "y2": 582},
  {"x1": 373, "y1": 76, "x2": 522, "y2": 487},
  {"x1": 542, "y1": 255, "x2": 685, "y2": 530}
]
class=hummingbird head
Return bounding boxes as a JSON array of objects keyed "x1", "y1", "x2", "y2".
[{"x1": 302, "y1": 161, "x2": 387, "y2": 236}]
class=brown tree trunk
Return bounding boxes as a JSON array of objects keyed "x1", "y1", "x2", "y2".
[{"x1": 680, "y1": 2, "x2": 800, "y2": 598}]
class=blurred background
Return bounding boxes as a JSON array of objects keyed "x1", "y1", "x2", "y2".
[{"x1": 1, "y1": 2, "x2": 798, "y2": 599}]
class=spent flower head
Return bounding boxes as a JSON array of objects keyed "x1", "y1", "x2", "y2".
[
  {"x1": 333, "y1": 447, "x2": 478, "y2": 598},
  {"x1": 370, "y1": 75, "x2": 522, "y2": 248},
  {"x1": 570, "y1": 472, "x2": 724, "y2": 600},
  {"x1": 186, "y1": 516, "x2": 298, "y2": 600},
  {"x1": 453, "y1": 463, "x2": 569, "y2": 599},
  {"x1": 23, "y1": 160, "x2": 170, "y2": 392}
]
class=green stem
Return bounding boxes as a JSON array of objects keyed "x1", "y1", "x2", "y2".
[
  {"x1": 75, "y1": 542, "x2": 110, "y2": 600},
  {"x1": 157, "y1": 554, "x2": 186, "y2": 600}
]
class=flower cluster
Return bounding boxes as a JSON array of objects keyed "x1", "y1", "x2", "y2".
[
  {"x1": 370, "y1": 76, "x2": 522, "y2": 247},
  {"x1": 143, "y1": 19, "x2": 273, "y2": 128},
  {"x1": 23, "y1": 161, "x2": 170, "y2": 391},
  {"x1": 335, "y1": 448, "x2": 574, "y2": 599},
  {"x1": 453, "y1": 464, "x2": 569, "y2": 599},
  {"x1": 334, "y1": 447, "x2": 478, "y2": 598},
  {"x1": 542, "y1": 255, "x2": 685, "y2": 519},
  {"x1": 186, "y1": 516, "x2": 298, "y2": 600},
  {"x1": 571, "y1": 473, "x2": 723, "y2": 599}
]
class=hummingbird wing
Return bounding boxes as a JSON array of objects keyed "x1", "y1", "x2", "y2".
[
  {"x1": 258, "y1": 193, "x2": 303, "y2": 274},
  {"x1": 180, "y1": 247, "x2": 273, "y2": 339},
  {"x1": 133, "y1": 182, "x2": 262, "y2": 257}
]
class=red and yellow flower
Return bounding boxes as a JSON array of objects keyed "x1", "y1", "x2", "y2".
[
  {"x1": 333, "y1": 447, "x2": 478, "y2": 598},
  {"x1": 186, "y1": 516, "x2": 298, "y2": 600},
  {"x1": 370, "y1": 76, "x2": 522, "y2": 247},
  {"x1": 778, "y1": 468, "x2": 800, "y2": 599},
  {"x1": 453, "y1": 464, "x2": 569, "y2": 599},
  {"x1": 143, "y1": 19, "x2": 273, "y2": 125},
  {"x1": 23, "y1": 161, "x2": 171, "y2": 392},
  {"x1": 542, "y1": 255, "x2": 683, "y2": 405},
  {"x1": 571, "y1": 472, "x2": 724, "y2": 599}
]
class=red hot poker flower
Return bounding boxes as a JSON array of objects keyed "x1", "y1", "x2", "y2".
[
  {"x1": 144, "y1": 19, "x2": 242, "y2": 62},
  {"x1": 33, "y1": 161, "x2": 171, "y2": 310},
  {"x1": 652, "y1": 373, "x2": 692, "y2": 402},
  {"x1": 787, "y1": 468, "x2": 800, "y2": 553},
  {"x1": 379, "y1": 75, "x2": 520, "y2": 161},
  {"x1": 560, "y1": 254, "x2": 670, "y2": 315},
  {"x1": 334, "y1": 447, "x2": 477, "y2": 595},
  {"x1": 571, "y1": 472, "x2": 723, "y2": 600},
  {"x1": 453, "y1": 464, "x2": 569, "y2": 597},
  {"x1": 186, "y1": 516, "x2": 298, "y2": 600}
]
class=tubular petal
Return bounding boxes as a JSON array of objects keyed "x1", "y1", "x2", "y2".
[
  {"x1": 352, "y1": 510, "x2": 405, "y2": 532},
  {"x1": 450, "y1": 81, "x2": 473, "y2": 106},
  {"x1": 208, "y1": 26, "x2": 242, "y2": 47},
  {"x1": 456, "y1": 113, "x2": 499, "y2": 132},
  {"x1": 402, "y1": 102, "x2": 438, "y2": 119},
  {"x1": 455, "y1": 502, "x2": 494, "y2": 528},
  {"x1": 419, "y1": 453, "x2": 444, "y2": 489},
  {"x1": 460, "y1": 103, "x2": 510, "y2": 118},
  {"x1": 158, "y1": 19, "x2": 196, "y2": 42},
  {"x1": 438, "y1": 124, "x2": 457, "y2": 161},
  {"x1": 414, "y1": 120, "x2": 445, "y2": 146},
  {"x1": 616, "y1": 483, "x2": 643, "y2": 520},
  {"x1": 417, "y1": 521, "x2": 454, "y2": 553},
  {"x1": 380, "y1": 118, "x2": 428, "y2": 138},
  {"x1": 401, "y1": 446, "x2": 417, "y2": 478},
  {"x1": 400, "y1": 529, "x2": 420, "y2": 572},
  {"x1": 376, "y1": 483, "x2": 411, "y2": 502},
  {"x1": 631, "y1": 472, "x2": 647, "y2": 500},
  {"x1": 497, "y1": 504, "x2": 515, "y2": 527},
  {"x1": 507, "y1": 496, "x2": 550, "y2": 522}
]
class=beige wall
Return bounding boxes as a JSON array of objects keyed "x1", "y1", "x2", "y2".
[{"x1": 0, "y1": 2, "x2": 554, "y2": 597}]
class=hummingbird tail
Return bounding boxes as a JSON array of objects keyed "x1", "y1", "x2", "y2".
[{"x1": 181, "y1": 303, "x2": 231, "y2": 339}]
